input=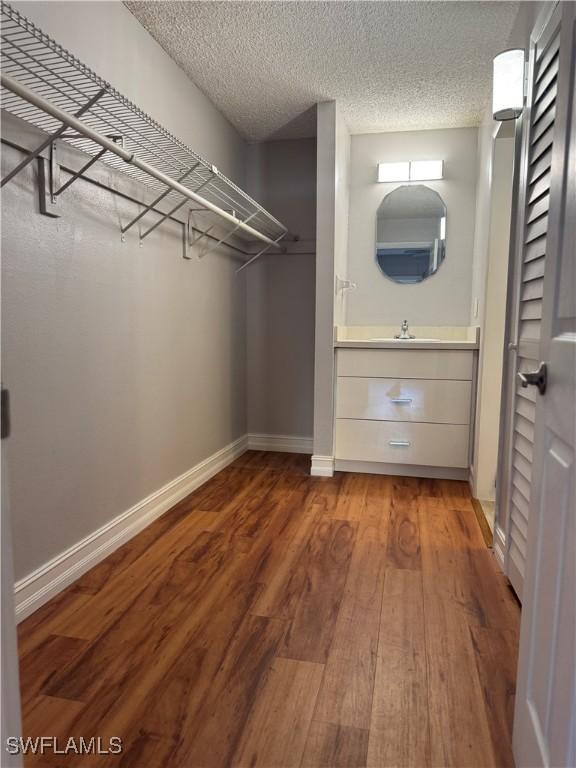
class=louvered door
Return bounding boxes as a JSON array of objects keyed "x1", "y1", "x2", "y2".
[
  {"x1": 513, "y1": 2, "x2": 576, "y2": 763},
  {"x1": 501, "y1": 3, "x2": 561, "y2": 600}
]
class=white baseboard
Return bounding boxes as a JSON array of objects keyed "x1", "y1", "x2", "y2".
[
  {"x1": 14, "y1": 435, "x2": 248, "y2": 622},
  {"x1": 311, "y1": 455, "x2": 335, "y2": 477},
  {"x1": 493, "y1": 523, "x2": 506, "y2": 570},
  {"x1": 247, "y1": 433, "x2": 313, "y2": 454}
]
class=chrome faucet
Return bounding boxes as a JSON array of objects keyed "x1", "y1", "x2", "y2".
[{"x1": 394, "y1": 320, "x2": 415, "y2": 339}]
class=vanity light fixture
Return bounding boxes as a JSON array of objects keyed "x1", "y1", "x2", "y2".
[
  {"x1": 492, "y1": 49, "x2": 525, "y2": 120},
  {"x1": 409, "y1": 160, "x2": 443, "y2": 181},
  {"x1": 377, "y1": 160, "x2": 444, "y2": 183},
  {"x1": 440, "y1": 216, "x2": 446, "y2": 240},
  {"x1": 377, "y1": 161, "x2": 410, "y2": 182}
]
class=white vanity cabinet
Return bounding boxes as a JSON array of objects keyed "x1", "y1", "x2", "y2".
[{"x1": 334, "y1": 348, "x2": 476, "y2": 478}]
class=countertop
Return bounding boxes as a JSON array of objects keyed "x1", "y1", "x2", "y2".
[
  {"x1": 334, "y1": 325, "x2": 480, "y2": 350},
  {"x1": 334, "y1": 339, "x2": 479, "y2": 350}
]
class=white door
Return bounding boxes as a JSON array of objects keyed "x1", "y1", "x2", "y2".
[
  {"x1": 513, "y1": 3, "x2": 576, "y2": 766},
  {"x1": 500, "y1": 3, "x2": 565, "y2": 600}
]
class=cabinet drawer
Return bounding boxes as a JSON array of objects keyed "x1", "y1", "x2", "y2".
[
  {"x1": 335, "y1": 419, "x2": 470, "y2": 468},
  {"x1": 336, "y1": 378, "x2": 471, "y2": 424},
  {"x1": 337, "y1": 349, "x2": 474, "y2": 380}
]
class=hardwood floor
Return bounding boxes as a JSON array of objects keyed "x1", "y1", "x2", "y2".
[{"x1": 17, "y1": 451, "x2": 520, "y2": 767}]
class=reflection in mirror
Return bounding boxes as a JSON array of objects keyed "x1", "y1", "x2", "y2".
[{"x1": 376, "y1": 184, "x2": 446, "y2": 284}]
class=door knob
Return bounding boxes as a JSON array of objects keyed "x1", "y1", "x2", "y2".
[{"x1": 518, "y1": 362, "x2": 547, "y2": 395}]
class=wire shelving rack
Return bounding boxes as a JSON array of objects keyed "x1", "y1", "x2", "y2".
[{"x1": 0, "y1": 1, "x2": 287, "y2": 263}]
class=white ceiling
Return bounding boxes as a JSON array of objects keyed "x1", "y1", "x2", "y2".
[{"x1": 125, "y1": 1, "x2": 520, "y2": 142}]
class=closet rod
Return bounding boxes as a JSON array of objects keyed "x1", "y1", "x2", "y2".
[{"x1": 1, "y1": 73, "x2": 285, "y2": 251}]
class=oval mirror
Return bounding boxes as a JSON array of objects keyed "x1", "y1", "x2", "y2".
[{"x1": 376, "y1": 184, "x2": 446, "y2": 284}]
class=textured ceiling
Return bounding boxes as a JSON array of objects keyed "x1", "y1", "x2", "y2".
[{"x1": 125, "y1": 1, "x2": 520, "y2": 141}]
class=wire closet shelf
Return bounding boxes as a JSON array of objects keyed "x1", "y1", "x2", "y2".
[{"x1": 0, "y1": 1, "x2": 287, "y2": 260}]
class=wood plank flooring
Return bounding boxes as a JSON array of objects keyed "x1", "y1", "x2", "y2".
[{"x1": 17, "y1": 451, "x2": 520, "y2": 767}]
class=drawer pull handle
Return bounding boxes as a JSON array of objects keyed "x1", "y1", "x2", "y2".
[
  {"x1": 389, "y1": 397, "x2": 413, "y2": 405},
  {"x1": 389, "y1": 440, "x2": 411, "y2": 448}
]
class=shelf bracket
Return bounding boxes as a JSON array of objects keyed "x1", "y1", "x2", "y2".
[
  {"x1": 185, "y1": 212, "x2": 215, "y2": 259},
  {"x1": 51, "y1": 135, "x2": 122, "y2": 198},
  {"x1": 197, "y1": 211, "x2": 259, "y2": 260},
  {"x1": 53, "y1": 146, "x2": 107, "y2": 197},
  {"x1": 0, "y1": 86, "x2": 107, "y2": 188},
  {"x1": 139, "y1": 172, "x2": 214, "y2": 243},
  {"x1": 139, "y1": 196, "x2": 189, "y2": 241},
  {"x1": 236, "y1": 234, "x2": 286, "y2": 273},
  {"x1": 121, "y1": 163, "x2": 199, "y2": 237},
  {"x1": 38, "y1": 141, "x2": 61, "y2": 217},
  {"x1": 38, "y1": 135, "x2": 122, "y2": 215}
]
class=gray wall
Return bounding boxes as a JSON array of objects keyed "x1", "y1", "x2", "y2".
[
  {"x1": 3, "y1": 2, "x2": 249, "y2": 581},
  {"x1": 346, "y1": 127, "x2": 478, "y2": 326},
  {"x1": 246, "y1": 139, "x2": 316, "y2": 439},
  {"x1": 2, "y1": 142, "x2": 247, "y2": 582}
]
